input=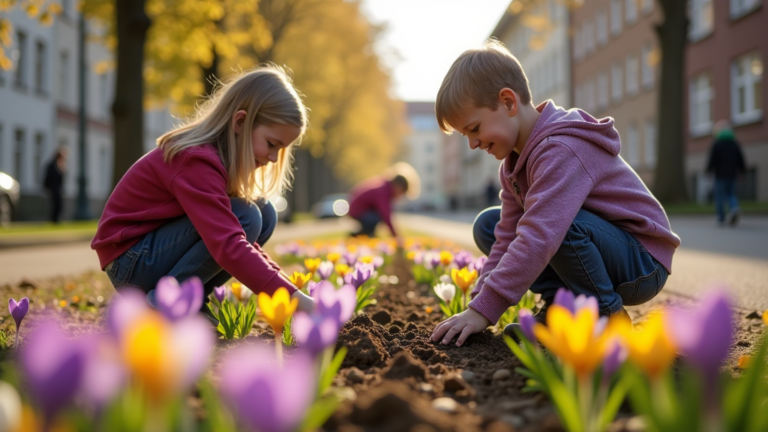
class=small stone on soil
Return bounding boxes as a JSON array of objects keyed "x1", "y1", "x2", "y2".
[
  {"x1": 493, "y1": 369, "x2": 511, "y2": 381},
  {"x1": 432, "y1": 397, "x2": 459, "y2": 413},
  {"x1": 418, "y1": 383, "x2": 434, "y2": 393},
  {"x1": 461, "y1": 370, "x2": 475, "y2": 381},
  {"x1": 499, "y1": 414, "x2": 525, "y2": 429},
  {"x1": 345, "y1": 367, "x2": 365, "y2": 384}
]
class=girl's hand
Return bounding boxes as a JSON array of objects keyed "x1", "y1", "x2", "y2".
[
  {"x1": 431, "y1": 308, "x2": 491, "y2": 347},
  {"x1": 291, "y1": 289, "x2": 315, "y2": 313}
]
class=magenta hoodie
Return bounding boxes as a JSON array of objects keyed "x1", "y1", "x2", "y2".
[{"x1": 468, "y1": 101, "x2": 680, "y2": 324}]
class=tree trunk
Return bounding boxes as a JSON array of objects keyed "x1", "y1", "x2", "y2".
[
  {"x1": 202, "y1": 50, "x2": 219, "y2": 97},
  {"x1": 652, "y1": 0, "x2": 689, "y2": 204},
  {"x1": 111, "y1": 0, "x2": 151, "y2": 188}
]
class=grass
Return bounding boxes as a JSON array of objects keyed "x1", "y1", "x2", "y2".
[
  {"x1": 0, "y1": 220, "x2": 99, "y2": 238},
  {"x1": 664, "y1": 201, "x2": 768, "y2": 215}
]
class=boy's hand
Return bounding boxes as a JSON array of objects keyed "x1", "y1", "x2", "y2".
[
  {"x1": 431, "y1": 308, "x2": 491, "y2": 347},
  {"x1": 291, "y1": 289, "x2": 315, "y2": 313}
]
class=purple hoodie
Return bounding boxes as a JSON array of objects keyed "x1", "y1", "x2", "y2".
[{"x1": 468, "y1": 101, "x2": 680, "y2": 324}]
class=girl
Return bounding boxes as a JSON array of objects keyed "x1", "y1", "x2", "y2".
[{"x1": 91, "y1": 65, "x2": 314, "y2": 314}]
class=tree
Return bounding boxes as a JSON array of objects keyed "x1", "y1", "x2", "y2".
[{"x1": 0, "y1": 1, "x2": 61, "y2": 70}]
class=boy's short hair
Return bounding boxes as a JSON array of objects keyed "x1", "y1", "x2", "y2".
[{"x1": 435, "y1": 39, "x2": 532, "y2": 133}]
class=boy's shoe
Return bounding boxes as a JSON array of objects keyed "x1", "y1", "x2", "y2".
[{"x1": 727, "y1": 208, "x2": 741, "y2": 226}]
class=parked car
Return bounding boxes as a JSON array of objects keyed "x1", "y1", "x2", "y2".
[
  {"x1": 0, "y1": 172, "x2": 20, "y2": 226},
  {"x1": 311, "y1": 193, "x2": 349, "y2": 219}
]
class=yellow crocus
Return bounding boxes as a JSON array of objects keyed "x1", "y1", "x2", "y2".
[
  {"x1": 327, "y1": 252, "x2": 341, "y2": 263},
  {"x1": 359, "y1": 255, "x2": 374, "y2": 265},
  {"x1": 335, "y1": 263, "x2": 351, "y2": 277},
  {"x1": 289, "y1": 271, "x2": 312, "y2": 290},
  {"x1": 122, "y1": 312, "x2": 176, "y2": 401},
  {"x1": 614, "y1": 311, "x2": 676, "y2": 379},
  {"x1": 230, "y1": 282, "x2": 252, "y2": 302},
  {"x1": 347, "y1": 245, "x2": 358, "y2": 253},
  {"x1": 763, "y1": 310, "x2": 767, "y2": 326},
  {"x1": 439, "y1": 250, "x2": 454, "y2": 266},
  {"x1": 533, "y1": 305, "x2": 608, "y2": 378},
  {"x1": 258, "y1": 287, "x2": 298, "y2": 335},
  {"x1": 451, "y1": 267, "x2": 478, "y2": 293},
  {"x1": 406, "y1": 251, "x2": 416, "y2": 260},
  {"x1": 304, "y1": 258, "x2": 321, "y2": 274}
]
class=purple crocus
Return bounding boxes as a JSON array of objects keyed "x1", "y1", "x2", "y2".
[
  {"x1": 107, "y1": 289, "x2": 149, "y2": 339},
  {"x1": 315, "y1": 283, "x2": 356, "y2": 325},
  {"x1": 213, "y1": 285, "x2": 228, "y2": 304},
  {"x1": 155, "y1": 276, "x2": 204, "y2": 321},
  {"x1": 20, "y1": 320, "x2": 88, "y2": 423},
  {"x1": 372, "y1": 256, "x2": 385, "y2": 269},
  {"x1": 8, "y1": 297, "x2": 29, "y2": 350},
  {"x1": 470, "y1": 256, "x2": 487, "y2": 272},
  {"x1": 413, "y1": 251, "x2": 424, "y2": 265},
  {"x1": 517, "y1": 308, "x2": 537, "y2": 342},
  {"x1": 344, "y1": 264, "x2": 374, "y2": 289},
  {"x1": 317, "y1": 261, "x2": 334, "y2": 280},
  {"x1": 219, "y1": 344, "x2": 316, "y2": 432},
  {"x1": 453, "y1": 251, "x2": 474, "y2": 270},
  {"x1": 427, "y1": 252, "x2": 441, "y2": 269},
  {"x1": 602, "y1": 340, "x2": 628, "y2": 379},
  {"x1": 292, "y1": 311, "x2": 341, "y2": 356},
  {"x1": 343, "y1": 252, "x2": 358, "y2": 266},
  {"x1": 552, "y1": 289, "x2": 599, "y2": 316},
  {"x1": 79, "y1": 335, "x2": 126, "y2": 411},
  {"x1": 666, "y1": 290, "x2": 733, "y2": 382}
]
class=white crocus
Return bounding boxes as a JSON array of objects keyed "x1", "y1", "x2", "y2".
[
  {"x1": 433, "y1": 283, "x2": 456, "y2": 303},
  {"x1": 439, "y1": 274, "x2": 451, "y2": 284},
  {"x1": 0, "y1": 381, "x2": 21, "y2": 432}
]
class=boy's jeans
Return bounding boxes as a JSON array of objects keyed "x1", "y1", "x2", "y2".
[
  {"x1": 473, "y1": 207, "x2": 668, "y2": 315},
  {"x1": 106, "y1": 198, "x2": 277, "y2": 300},
  {"x1": 714, "y1": 178, "x2": 739, "y2": 223}
]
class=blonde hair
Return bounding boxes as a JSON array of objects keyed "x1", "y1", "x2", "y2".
[
  {"x1": 157, "y1": 64, "x2": 308, "y2": 200},
  {"x1": 435, "y1": 39, "x2": 531, "y2": 133}
]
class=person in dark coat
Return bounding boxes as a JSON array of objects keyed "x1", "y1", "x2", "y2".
[
  {"x1": 43, "y1": 147, "x2": 68, "y2": 223},
  {"x1": 706, "y1": 120, "x2": 746, "y2": 226}
]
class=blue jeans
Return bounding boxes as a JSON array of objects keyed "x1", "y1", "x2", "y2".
[
  {"x1": 106, "y1": 198, "x2": 277, "y2": 302},
  {"x1": 352, "y1": 211, "x2": 382, "y2": 237},
  {"x1": 473, "y1": 207, "x2": 668, "y2": 315},
  {"x1": 714, "y1": 178, "x2": 739, "y2": 222}
]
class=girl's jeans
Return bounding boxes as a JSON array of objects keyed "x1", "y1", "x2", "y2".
[
  {"x1": 473, "y1": 207, "x2": 668, "y2": 315},
  {"x1": 106, "y1": 198, "x2": 277, "y2": 300}
]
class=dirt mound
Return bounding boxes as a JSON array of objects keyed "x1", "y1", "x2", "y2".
[
  {"x1": 339, "y1": 314, "x2": 391, "y2": 369},
  {"x1": 382, "y1": 351, "x2": 429, "y2": 381}
]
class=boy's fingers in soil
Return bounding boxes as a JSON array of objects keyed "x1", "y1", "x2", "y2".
[
  {"x1": 456, "y1": 326, "x2": 474, "y2": 346},
  {"x1": 430, "y1": 317, "x2": 454, "y2": 341},
  {"x1": 441, "y1": 325, "x2": 463, "y2": 345}
]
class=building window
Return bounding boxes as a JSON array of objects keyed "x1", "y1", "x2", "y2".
[
  {"x1": 641, "y1": 0, "x2": 654, "y2": 15},
  {"x1": 690, "y1": 72, "x2": 714, "y2": 136},
  {"x1": 626, "y1": 53, "x2": 639, "y2": 97},
  {"x1": 596, "y1": 9, "x2": 609, "y2": 47},
  {"x1": 14, "y1": 30, "x2": 27, "y2": 90},
  {"x1": 731, "y1": 52, "x2": 763, "y2": 125},
  {"x1": 730, "y1": 0, "x2": 761, "y2": 19},
  {"x1": 34, "y1": 133, "x2": 44, "y2": 187},
  {"x1": 34, "y1": 40, "x2": 46, "y2": 95},
  {"x1": 573, "y1": 24, "x2": 584, "y2": 62},
  {"x1": 583, "y1": 19, "x2": 595, "y2": 56},
  {"x1": 612, "y1": 61, "x2": 624, "y2": 104},
  {"x1": 690, "y1": 0, "x2": 714, "y2": 42},
  {"x1": 625, "y1": 0, "x2": 638, "y2": 25},
  {"x1": 14, "y1": 129, "x2": 25, "y2": 183},
  {"x1": 641, "y1": 43, "x2": 655, "y2": 90},
  {"x1": 597, "y1": 71, "x2": 609, "y2": 111},
  {"x1": 644, "y1": 120, "x2": 657, "y2": 168},
  {"x1": 611, "y1": 0, "x2": 623, "y2": 36},
  {"x1": 58, "y1": 51, "x2": 69, "y2": 103},
  {"x1": 625, "y1": 124, "x2": 640, "y2": 167}
]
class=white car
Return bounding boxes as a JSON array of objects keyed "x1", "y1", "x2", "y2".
[
  {"x1": 0, "y1": 172, "x2": 20, "y2": 226},
  {"x1": 311, "y1": 194, "x2": 349, "y2": 219}
]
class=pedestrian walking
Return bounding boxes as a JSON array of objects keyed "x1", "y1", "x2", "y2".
[
  {"x1": 706, "y1": 120, "x2": 746, "y2": 226},
  {"x1": 43, "y1": 147, "x2": 67, "y2": 223}
]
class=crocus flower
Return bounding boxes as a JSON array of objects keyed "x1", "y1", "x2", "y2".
[
  {"x1": 335, "y1": 263, "x2": 351, "y2": 278},
  {"x1": 453, "y1": 251, "x2": 473, "y2": 269},
  {"x1": 552, "y1": 288, "x2": 599, "y2": 316},
  {"x1": 317, "y1": 261, "x2": 334, "y2": 280},
  {"x1": 155, "y1": 276, "x2": 204, "y2": 321},
  {"x1": 343, "y1": 252, "x2": 357, "y2": 266},
  {"x1": 451, "y1": 267, "x2": 478, "y2": 294},
  {"x1": 602, "y1": 340, "x2": 628, "y2": 379},
  {"x1": 359, "y1": 255, "x2": 374, "y2": 265},
  {"x1": 79, "y1": 335, "x2": 126, "y2": 410},
  {"x1": 315, "y1": 283, "x2": 356, "y2": 325},
  {"x1": 213, "y1": 285, "x2": 227, "y2": 304},
  {"x1": 230, "y1": 282, "x2": 253, "y2": 303},
  {"x1": 762, "y1": 310, "x2": 767, "y2": 326},
  {"x1": 613, "y1": 311, "x2": 676, "y2": 379},
  {"x1": 426, "y1": 252, "x2": 440, "y2": 269},
  {"x1": 666, "y1": 290, "x2": 733, "y2": 381},
  {"x1": 345, "y1": 264, "x2": 374, "y2": 289},
  {"x1": 327, "y1": 252, "x2": 341, "y2": 263},
  {"x1": 406, "y1": 251, "x2": 416, "y2": 261},
  {"x1": 433, "y1": 283, "x2": 456, "y2": 304},
  {"x1": 413, "y1": 251, "x2": 424, "y2": 265},
  {"x1": 439, "y1": 250, "x2": 453, "y2": 266},
  {"x1": 292, "y1": 311, "x2": 340, "y2": 356},
  {"x1": 219, "y1": 344, "x2": 316, "y2": 432},
  {"x1": 258, "y1": 288, "x2": 298, "y2": 335},
  {"x1": 20, "y1": 320, "x2": 88, "y2": 422},
  {"x1": 289, "y1": 272, "x2": 312, "y2": 290},
  {"x1": 8, "y1": 297, "x2": 29, "y2": 350},
  {"x1": 517, "y1": 308, "x2": 536, "y2": 341},
  {"x1": 372, "y1": 256, "x2": 385, "y2": 269},
  {"x1": 470, "y1": 256, "x2": 487, "y2": 272},
  {"x1": 304, "y1": 258, "x2": 321, "y2": 274}
]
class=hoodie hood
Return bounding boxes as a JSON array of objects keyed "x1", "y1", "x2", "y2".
[{"x1": 508, "y1": 101, "x2": 621, "y2": 174}]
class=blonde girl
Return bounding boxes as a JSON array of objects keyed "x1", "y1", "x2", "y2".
[{"x1": 92, "y1": 64, "x2": 314, "y2": 315}]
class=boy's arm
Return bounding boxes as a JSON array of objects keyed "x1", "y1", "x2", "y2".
[{"x1": 468, "y1": 142, "x2": 594, "y2": 324}]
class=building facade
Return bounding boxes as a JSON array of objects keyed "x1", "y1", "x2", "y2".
[
  {"x1": 685, "y1": 0, "x2": 767, "y2": 202},
  {"x1": 404, "y1": 102, "x2": 447, "y2": 211}
]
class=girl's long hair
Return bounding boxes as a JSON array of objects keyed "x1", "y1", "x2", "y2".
[{"x1": 157, "y1": 64, "x2": 308, "y2": 200}]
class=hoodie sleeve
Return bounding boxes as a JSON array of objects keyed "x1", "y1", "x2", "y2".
[{"x1": 468, "y1": 142, "x2": 594, "y2": 324}]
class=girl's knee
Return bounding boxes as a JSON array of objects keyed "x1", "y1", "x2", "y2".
[{"x1": 229, "y1": 198, "x2": 263, "y2": 243}]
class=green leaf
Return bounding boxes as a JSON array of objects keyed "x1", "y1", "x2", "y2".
[
  {"x1": 198, "y1": 378, "x2": 236, "y2": 432},
  {"x1": 318, "y1": 347, "x2": 348, "y2": 396},
  {"x1": 598, "y1": 373, "x2": 630, "y2": 431},
  {"x1": 300, "y1": 395, "x2": 340, "y2": 432},
  {"x1": 283, "y1": 315, "x2": 294, "y2": 346}
]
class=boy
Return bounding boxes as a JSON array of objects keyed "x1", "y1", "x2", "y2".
[{"x1": 431, "y1": 40, "x2": 680, "y2": 347}]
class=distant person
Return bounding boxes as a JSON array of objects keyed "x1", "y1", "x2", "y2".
[
  {"x1": 91, "y1": 65, "x2": 314, "y2": 319},
  {"x1": 430, "y1": 40, "x2": 680, "y2": 347},
  {"x1": 485, "y1": 178, "x2": 498, "y2": 207},
  {"x1": 706, "y1": 120, "x2": 746, "y2": 226},
  {"x1": 347, "y1": 162, "x2": 420, "y2": 244},
  {"x1": 43, "y1": 147, "x2": 68, "y2": 223}
]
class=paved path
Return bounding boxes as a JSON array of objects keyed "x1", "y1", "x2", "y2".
[
  {"x1": 0, "y1": 218, "x2": 354, "y2": 286},
  {"x1": 397, "y1": 212, "x2": 768, "y2": 312}
]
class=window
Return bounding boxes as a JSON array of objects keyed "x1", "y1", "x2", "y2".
[
  {"x1": 625, "y1": 0, "x2": 638, "y2": 25},
  {"x1": 14, "y1": 30, "x2": 27, "y2": 89},
  {"x1": 690, "y1": 0, "x2": 714, "y2": 42},
  {"x1": 574, "y1": 24, "x2": 584, "y2": 62},
  {"x1": 14, "y1": 129, "x2": 25, "y2": 183},
  {"x1": 611, "y1": 0, "x2": 623, "y2": 36},
  {"x1": 597, "y1": 71, "x2": 609, "y2": 111},
  {"x1": 731, "y1": 52, "x2": 763, "y2": 124},
  {"x1": 34, "y1": 40, "x2": 46, "y2": 95},
  {"x1": 731, "y1": 0, "x2": 761, "y2": 19},
  {"x1": 34, "y1": 133, "x2": 44, "y2": 186},
  {"x1": 584, "y1": 79, "x2": 596, "y2": 113},
  {"x1": 583, "y1": 19, "x2": 595, "y2": 56},
  {"x1": 642, "y1": 0, "x2": 654, "y2": 15},
  {"x1": 644, "y1": 120, "x2": 657, "y2": 168},
  {"x1": 626, "y1": 53, "x2": 639, "y2": 96},
  {"x1": 641, "y1": 43, "x2": 656, "y2": 89},
  {"x1": 612, "y1": 62, "x2": 624, "y2": 104},
  {"x1": 625, "y1": 124, "x2": 640, "y2": 168},
  {"x1": 59, "y1": 51, "x2": 69, "y2": 103},
  {"x1": 596, "y1": 9, "x2": 609, "y2": 47},
  {"x1": 690, "y1": 72, "x2": 714, "y2": 136}
]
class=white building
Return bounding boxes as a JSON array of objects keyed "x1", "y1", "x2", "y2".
[
  {"x1": 0, "y1": 2, "x2": 174, "y2": 221},
  {"x1": 403, "y1": 102, "x2": 447, "y2": 211}
]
